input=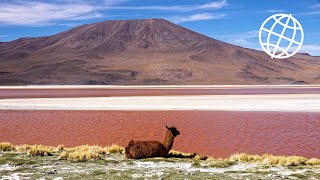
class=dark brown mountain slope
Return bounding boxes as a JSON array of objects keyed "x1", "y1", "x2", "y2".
[{"x1": 0, "y1": 18, "x2": 319, "y2": 85}]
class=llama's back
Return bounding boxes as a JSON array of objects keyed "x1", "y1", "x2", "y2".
[{"x1": 125, "y1": 140, "x2": 168, "y2": 159}]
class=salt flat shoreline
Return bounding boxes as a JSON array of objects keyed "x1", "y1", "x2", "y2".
[
  {"x1": 1, "y1": 85, "x2": 320, "y2": 89},
  {"x1": 1, "y1": 94, "x2": 320, "y2": 112}
]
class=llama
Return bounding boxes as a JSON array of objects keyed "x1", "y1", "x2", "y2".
[{"x1": 125, "y1": 125, "x2": 180, "y2": 159}]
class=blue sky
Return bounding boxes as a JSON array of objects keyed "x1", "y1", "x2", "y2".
[{"x1": 0, "y1": 0, "x2": 319, "y2": 55}]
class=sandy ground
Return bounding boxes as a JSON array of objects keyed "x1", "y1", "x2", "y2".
[{"x1": 1, "y1": 94, "x2": 320, "y2": 112}]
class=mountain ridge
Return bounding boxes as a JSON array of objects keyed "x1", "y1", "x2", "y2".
[{"x1": 0, "y1": 18, "x2": 319, "y2": 85}]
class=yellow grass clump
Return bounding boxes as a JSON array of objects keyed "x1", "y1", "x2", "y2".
[
  {"x1": 107, "y1": 144, "x2": 125, "y2": 154},
  {"x1": 228, "y1": 153, "x2": 308, "y2": 166},
  {"x1": 27, "y1": 145, "x2": 55, "y2": 156},
  {"x1": 15, "y1": 144, "x2": 32, "y2": 152},
  {"x1": 229, "y1": 153, "x2": 262, "y2": 163},
  {"x1": 307, "y1": 158, "x2": 320, "y2": 165},
  {"x1": 261, "y1": 154, "x2": 307, "y2": 166},
  {"x1": 59, "y1": 151, "x2": 101, "y2": 162},
  {"x1": 59, "y1": 145, "x2": 111, "y2": 161},
  {"x1": 56, "y1": 145, "x2": 65, "y2": 151},
  {"x1": 168, "y1": 150, "x2": 197, "y2": 158},
  {"x1": 71, "y1": 145, "x2": 108, "y2": 154},
  {"x1": 0, "y1": 142, "x2": 15, "y2": 151}
]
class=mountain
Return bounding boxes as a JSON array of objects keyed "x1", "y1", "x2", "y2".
[{"x1": 0, "y1": 18, "x2": 320, "y2": 85}]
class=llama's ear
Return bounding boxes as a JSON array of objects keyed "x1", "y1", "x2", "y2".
[{"x1": 166, "y1": 124, "x2": 169, "y2": 129}]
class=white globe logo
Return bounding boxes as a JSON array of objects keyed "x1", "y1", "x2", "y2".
[{"x1": 259, "y1": 14, "x2": 304, "y2": 59}]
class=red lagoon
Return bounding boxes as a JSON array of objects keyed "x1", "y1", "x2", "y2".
[{"x1": 1, "y1": 110, "x2": 320, "y2": 158}]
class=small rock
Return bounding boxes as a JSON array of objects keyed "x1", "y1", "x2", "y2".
[{"x1": 45, "y1": 169, "x2": 58, "y2": 175}]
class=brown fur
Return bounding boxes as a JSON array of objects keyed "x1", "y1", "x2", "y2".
[{"x1": 125, "y1": 125, "x2": 180, "y2": 159}]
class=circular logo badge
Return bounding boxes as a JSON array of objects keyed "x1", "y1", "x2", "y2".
[{"x1": 259, "y1": 14, "x2": 304, "y2": 59}]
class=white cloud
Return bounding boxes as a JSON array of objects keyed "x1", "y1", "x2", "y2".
[
  {"x1": 105, "y1": 0, "x2": 228, "y2": 11},
  {"x1": 103, "y1": 0, "x2": 129, "y2": 6},
  {"x1": 173, "y1": 13, "x2": 225, "y2": 23},
  {"x1": 264, "y1": 9, "x2": 286, "y2": 13},
  {"x1": 214, "y1": 30, "x2": 258, "y2": 45},
  {"x1": 0, "y1": 0, "x2": 228, "y2": 25},
  {"x1": 58, "y1": 22, "x2": 82, "y2": 27},
  {"x1": 299, "y1": 45, "x2": 320, "y2": 56},
  {"x1": 0, "y1": 1, "x2": 101, "y2": 25},
  {"x1": 0, "y1": 34, "x2": 8, "y2": 39},
  {"x1": 297, "y1": 3, "x2": 320, "y2": 15},
  {"x1": 298, "y1": 11, "x2": 320, "y2": 15}
]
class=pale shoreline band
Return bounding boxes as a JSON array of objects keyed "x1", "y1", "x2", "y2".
[
  {"x1": 0, "y1": 94, "x2": 320, "y2": 112},
  {"x1": 1, "y1": 85, "x2": 320, "y2": 89}
]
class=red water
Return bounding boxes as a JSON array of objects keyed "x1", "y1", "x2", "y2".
[
  {"x1": 1, "y1": 110, "x2": 320, "y2": 158},
  {"x1": 1, "y1": 87, "x2": 320, "y2": 98}
]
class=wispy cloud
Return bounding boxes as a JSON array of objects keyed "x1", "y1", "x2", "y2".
[
  {"x1": 173, "y1": 13, "x2": 225, "y2": 23},
  {"x1": 310, "y1": 4, "x2": 320, "y2": 9},
  {"x1": 0, "y1": 0, "x2": 228, "y2": 26},
  {"x1": 297, "y1": 3, "x2": 320, "y2": 15},
  {"x1": 299, "y1": 45, "x2": 320, "y2": 55},
  {"x1": 218, "y1": 31, "x2": 320, "y2": 56},
  {"x1": 0, "y1": 1, "x2": 101, "y2": 25},
  {"x1": 58, "y1": 22, "x2": 83, "y2": 27},
  {"x1": 104, "y1": 0, "x2": 228, "y2": 11},
  {"x1": 264, "y1": 9, "x2": 286, "y2": 13},
  {"x1": 215, "y1": 30, "x2": 259, "y2": 45}
]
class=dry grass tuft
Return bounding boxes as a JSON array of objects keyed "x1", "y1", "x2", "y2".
[
  {"x1": 229, "y1": 153, "x2": 262, "y2": 163},
  {"x1": 58, "y1": 145, "x2": 113, "y2": 161},
  {"x1": 307, "y1": 158, "x2": 320, "y2": 165},
  {"x1": 228, "y1": 153, "x2": 307, "y2": 166},
  {"x1": 71, "y1": 145, "x2": 108, "y2": 154},
  {"x1": 107, "y1": 144, "x2": 125, "y2": 154},
  {"x1": 0, "y1": 142, "x2": 15, "y2": 151},
  {"x1": 27, "y1": 145, "x2": 55, "y2": 156},
  {"x1": 168, "y1": 150, "x2": 197, "y2": 158},
  {"x1": 59, "y1": 151, "x2": 101, "y2": 162},
  {"x1": 15, "y1": 144, "x2": 32, "y2": 152},
  {"x1": 261, "y1": 154, "x2": 307, "y2": 166},
  {"x1": 56, "y1": 145, "x2": 65, "y2": 151}
]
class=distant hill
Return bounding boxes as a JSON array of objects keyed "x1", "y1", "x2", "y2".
[{"x1": 0, "y1": 18, "x2": 319, "y2": 85}]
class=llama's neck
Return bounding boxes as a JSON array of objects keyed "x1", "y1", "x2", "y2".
[{"x1": 163, "y1": 130, "x2": 175, "y2": 151}]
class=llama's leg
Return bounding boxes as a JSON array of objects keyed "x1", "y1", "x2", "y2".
[{"x1": 129, "y1": 149, "x2": 142, "y2": 159}]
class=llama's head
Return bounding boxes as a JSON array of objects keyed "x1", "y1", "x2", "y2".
[{"x1": 166, "y1": 125, "x2": 180, "y2": 137}]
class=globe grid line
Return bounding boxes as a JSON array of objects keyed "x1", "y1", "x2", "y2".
[
  {"x1": 281, "y1": 14, "x2": 297, "y2": 57},
  {"x1": 271, "y1": 16, "x2": 302, "y2": 30},
  {"x1": 265, "y1": 15, "x2": 286, "y2": 57},
  {"x1": 261, "y1": 28, "x2": 300, "y2": 45},
  {"x1": 260, "y1": 44, "x2": 290, "y2": 56},
  {"x1": 259, "y1": 13, "x2": 304, "y2": 59},
  {"x1": 270, "y1": 14, "x2": 300, "y2": 58},
  {"x1": 272, "y1": 14, "x2": 292, "y2": 58}
]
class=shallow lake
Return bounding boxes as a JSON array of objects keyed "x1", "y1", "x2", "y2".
[{"x1": 1, "y1": 110, "x2": 320, "y2": 158}]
